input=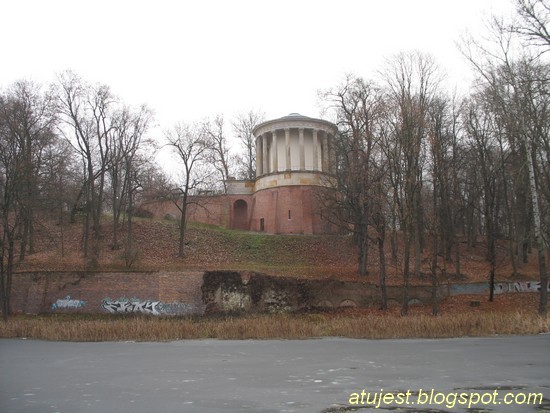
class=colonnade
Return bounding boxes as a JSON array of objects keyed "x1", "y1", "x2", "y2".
[{"x1": 255, "y1": 127, "x2": 335, "y2": 177}]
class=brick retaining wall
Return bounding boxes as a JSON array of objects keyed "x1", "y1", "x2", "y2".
[
  {"x1": 7, "y1": 271, "x2": 541, "y2": 316},
  {"x1": 10, "y1": 271, "x2": 205, "y2": 315}
]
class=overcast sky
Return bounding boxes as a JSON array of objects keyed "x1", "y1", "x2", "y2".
[{"x1": 2, "y1": 0, "x2": 515, "y2": 128}]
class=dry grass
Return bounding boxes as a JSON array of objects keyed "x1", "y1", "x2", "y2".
[
  {"x1": 21, "y1": 217, "x2": 545, "y2": 284},
  {"x1": 8, "y1": 219, "x2": 549, "y2": 341},
  {"x1": 2, "y1": 307, "x2": 548, "y2": 342}
]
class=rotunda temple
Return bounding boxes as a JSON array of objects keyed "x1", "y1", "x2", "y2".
[
  {"x1": 226, "y1": 113, "x2": 338, "y2": 234},
  {"x1": 144, "y1": 113, "x2": 340, "y2": 235}
]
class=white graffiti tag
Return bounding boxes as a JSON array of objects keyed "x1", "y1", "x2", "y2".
[
  {"x1": 102, "y1": 299, "x2": 160, "y2": 315},
  {"x1": 494, "y1": 281, "x2": 550, "y2": 294},
  {"x1": 51, "y1": 296, "x2": 86, "y2": 310}
]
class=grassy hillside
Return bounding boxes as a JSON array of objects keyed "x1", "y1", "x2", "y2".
[{"x1": 16, "y1": 217, "x2": 542, "y2": 285}]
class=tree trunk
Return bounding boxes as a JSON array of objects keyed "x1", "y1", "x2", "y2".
[
  {"x1": 414, "y1": 222, "x2": 422, "y2": 278},
  {"x1": 90, "y1": 168, "x2": 106, "y2": 268},
  {"x1": 390, "y1": 227, "x2": 398, "y2": 263},
  {"x1": 19, "y1": 217, "x2": 28, "y2": 262},
  {"x1": 70, "y1": 183, "x2": 86, "y2": 224},
  {"x1": 83, "y1": 210, "x2": 90, "y2": 258},
  {"x1": 488, "y1": 232, "x2": 496, "y2": 302},
  {"x1": 112, "y1": 185, "x2": 121, "y2": 250},
  {"x1": 358, "y1": 223, "x2": 368, "y2": 276},
  {"x1": 525, "y1": 143, "x2": 548, "y2": 314},
  {"x1": 178, "y1": 192, "x2": 189, "y2": 258},
  {"x1": 401, "y1": 230, "x2": 411, "y2": 316},
  {"x1": 378, "y1": 234, "x2": 387, "y2": 310},
  {"x1": 390, "y1": 193, "x2": 398, "y2": 262},
  {"x1": 125, "y1": 183, "x2": 135, "y2": 268},
  {"x1": 112, "y1": 216, "x2": 120, "y2": 251},
  {"x1": 1, "y1": 234, "x2": 15, "y2": 321},
  {"x1": 431, "y1": 233, "x2": 439, "y2": 316},
  {"x1": 28, "y1": 213, "x2": 35, "y2": 254},
  {"x1": 432, "y1": 173, "x2": 441, "y2": 315},
  {"x1": 455, "y1": 237, "x2": 461, "y2": 279},
  {"x1": 111, "y1": 168, "x2": 125, "y2": 251}
]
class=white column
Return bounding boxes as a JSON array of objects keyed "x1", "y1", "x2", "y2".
[
  {"x1": 285, "y1": 128, "x2": 291, "y2": 171},
  {"x1": 262, "y1": 134, "x2": 268, "y2": 175},
  {"x1": 256, "y1": 136, "x2": 262, "y2": 177},
  {"x1": 271, "y1": 130, "x2": 278, "y2": 173},
  {"x1": 312, "y1": 129, "x2": 319, "y2": 171},
  {"x1": 322, "y1": 133, "x2": 329, "y2": 173},
  {"x1": 299, "y1": 128, "x2": 305, "y2": 171}
]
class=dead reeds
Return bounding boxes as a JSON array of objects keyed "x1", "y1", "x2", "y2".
[{"x1": 1, "y1": 309, "x2": 548, "y2": 342}]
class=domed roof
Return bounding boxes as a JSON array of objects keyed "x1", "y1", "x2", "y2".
[
  {"x1": 253, "y1": 113, "x2": 337, "y2": 135},
  {"x1": 278, "y1": 113, "x2": 312, "y2": 121}
]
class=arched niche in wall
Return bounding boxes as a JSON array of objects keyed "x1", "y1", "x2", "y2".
[{"x1": 233, "y1": 199, "x2": 248, "y2": 230}]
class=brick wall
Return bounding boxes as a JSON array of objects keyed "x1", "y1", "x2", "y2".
[
  {"x1": 8, "y1": 270, "x2": 463, "y2": 316},
  {"x1": 251, "y1": 186, "x2": 339, "y2": 234},
  {"x1": 9, "y1": 271, "x2": 205, "y2": 315},
  {"x1": 141, "y1": 195, "x2": 256, "y2": 230},
  {"x1": 140, "y1": 186, "x2": 339, "y2": 235},
  {"x1": 8, "y1": 270, "x2": 537, "y2": 317}
]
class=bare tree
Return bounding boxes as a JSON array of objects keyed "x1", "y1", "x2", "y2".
[
  {"x1": 509, "y1": 60, "x2": 550, "y2": 314},
  {"x1": 165, "y1": 122, "x2": 213, "y2": 257},
  {"x1": 40, "y1": 137, "x2": 78, "y2": 257},
  {"x1": 463, "y1": 97, "x2": 500, "y2": 301},
  {"x1": 461, "y1": 12, "x2": 549, "y2": 313},
  {"x1": 108, "y1": 104, "x2": 152, "y2": 250},
  {"x1": 319, "y1": 75, "x2": 386, "y2": 277},
  {"x1": 0, "y1": 81, "x2": 57, "y2": 320},
  {"x1": 56, "y1": 72, "x2": 116, "y2": 268},
  {"x1": 123, "y1": 154, "x2": 151, "y2": 268},
  {"x1": 382, "y1": 51, "x2": 444, "y2": 315},
  {"x1": 0, "y1": 81, "x2": 56, "y2": 261},
  {"x1": 137, "y1": 163, "x2": 172, "y2": 202},
  {"x1": 369, "y1": 155, "x2": 391, "y2": 310},
  {"x1": 232, "y1": 110, "x2": 265, "y2": 180},
  {"x1": 0, "y1": 115, "x2": 21, "y2": 321},
  {"x1": 512, "y1": 0, "x2": 550, "y2": 51},
  {"x1": 426, "y1": 95, "x2": 454, "y2": 314},
  {"x1": 203, "y1": 115, "x2": 232, "y2": 192}
]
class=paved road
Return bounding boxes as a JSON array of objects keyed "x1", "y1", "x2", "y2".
[{"x1": 1, "y1": 336, "x2": 549, "y2": 413}]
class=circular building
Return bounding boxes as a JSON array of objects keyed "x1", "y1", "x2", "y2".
[
  {"x1": 146, "y1": 113, "x2": 340, "y2": 234},
  {"x1": 247, "y1": 113, "x2": 338, "y2": 234}
]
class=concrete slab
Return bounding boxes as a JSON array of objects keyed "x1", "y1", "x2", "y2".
[{"x1": 0, "y1": 335, "x2": 549, "y2": 412}]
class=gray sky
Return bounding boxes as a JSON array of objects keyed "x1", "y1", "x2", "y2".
[{"x1": 2, "y1": 0, "x2": 514, "y2": 128}]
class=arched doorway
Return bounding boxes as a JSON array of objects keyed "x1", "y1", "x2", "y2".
[{"x1": 233, "y1": 199, "x2": 248, "y2": 230}]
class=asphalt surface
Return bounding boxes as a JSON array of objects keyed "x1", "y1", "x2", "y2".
[{"x1": 0, "y1": 335, "x2": 549, "y2": 413}]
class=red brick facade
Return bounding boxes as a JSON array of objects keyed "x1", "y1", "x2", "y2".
[
  {"x1": 10, "y1": 271, "x2": 205, "y2": 315},
  {"x1": 247, "y1": 186, "x2": 334, "y2": 234},
  {"x1": 142, "y1": 184, "x2": 338, "y2": 235}
]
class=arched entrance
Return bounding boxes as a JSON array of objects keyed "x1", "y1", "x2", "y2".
[{"x1": 233, "y1": 199, "x2": 248, "y2": 230}]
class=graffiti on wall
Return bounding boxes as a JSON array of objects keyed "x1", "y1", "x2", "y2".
[
  {"x1": 449, "y1": 281, "x2": 550, "y2": 296},
  {"x1": 101, "y1": 298, "x2": 200, "y2": 315},
  {"x1": 102, "y1": 298, "x2": 160, "y2": 315},
  {"x1": 494, "y1": 281, "x2": 550, "y2": 294},
  {"x1": 51, "y1": 296, "x2": 86, "y2": 310},
  {"x1": 158, "y1": 302, "x2": 197, "y2": 315}
]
